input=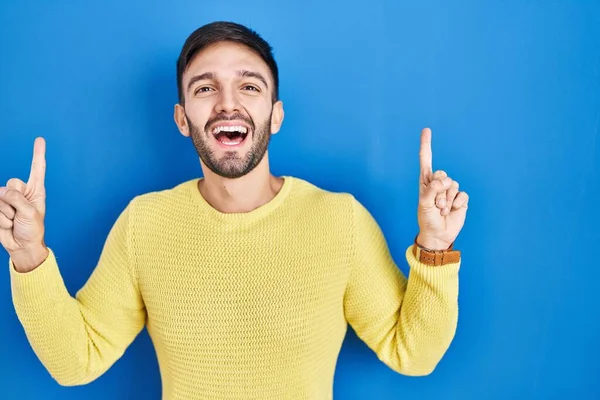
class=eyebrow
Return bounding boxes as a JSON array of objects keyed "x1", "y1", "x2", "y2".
[
  {"x1": 186, "y1": 70, "x2": 269, "y2": 92},
  {"x1": 187, "y1": 72, "x2": 215, "y2": 92},
  {"x1": 237, "y1": 70, "x2": 269, "y2": 90}
]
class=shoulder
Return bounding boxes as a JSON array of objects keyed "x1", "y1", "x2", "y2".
[
  {"x1": 287, "y1": 176, "x2": 380, "y2": 228},
  {"x1": 125, "y1": 178, "x2": 198, "y2": 216},
  {"x1": 286, "y1": 176, "x2": 359, "y2": 216}
]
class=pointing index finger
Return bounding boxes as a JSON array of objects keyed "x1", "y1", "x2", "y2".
[
  {"x1": 28, "y1": 137, "x2": 46, "y2": 187},
  {"x1": 419, "y1": 127, "x2": 433, "y2": 180}
]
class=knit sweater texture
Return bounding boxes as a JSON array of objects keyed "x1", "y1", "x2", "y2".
[{"x1": 9, "y1": 176, "x2": 460, "y2": 399}]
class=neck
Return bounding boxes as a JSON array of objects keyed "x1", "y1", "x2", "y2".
[{"x1": 197, "y1": 154, "x2": 284, "y2": 213}]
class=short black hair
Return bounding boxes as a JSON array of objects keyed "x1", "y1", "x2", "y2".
[{"x1": 176, "y1": 21, "x2": 279, "y2": 105}]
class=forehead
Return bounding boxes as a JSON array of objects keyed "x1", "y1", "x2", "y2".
[{"x1": 184, "y1": 41, "x2": 272, "y2": 83}]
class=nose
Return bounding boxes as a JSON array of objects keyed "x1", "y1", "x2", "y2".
[{"x1": 214, "y1": 87, "x2": 241, "y2": 114}]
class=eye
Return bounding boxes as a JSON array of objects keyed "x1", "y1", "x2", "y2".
[
  {"x1": 194, "y1": 86, "x2": 214, "y2": 95},
  {"x1": 242, "y1": 85, "x2": 260, "y2": 92}
]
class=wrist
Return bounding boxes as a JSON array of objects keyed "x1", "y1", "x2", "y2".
[
  {"x1": 415, "y1": 233, "x2": 452, "y2": 251},
  {"x1": 413, "y1": 234, "x2": 461, "y2": 266},
  {"x1": 10, "y1": 244, "x2": 49, "y2": 273}
]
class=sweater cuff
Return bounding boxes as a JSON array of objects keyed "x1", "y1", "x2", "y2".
[{"x1": 9, "y1": 248, "x2": 71, "y2": 310}]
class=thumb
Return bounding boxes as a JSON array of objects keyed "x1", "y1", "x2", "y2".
[
  {"x1": 7, "y1": 178, "x2": 27, "y2": 194},
  {"x1": 17, "y1": 172, "x2": 46, "y2": 217},
  {"x1": 420, "y1": 176, "x2": 452, "y2": 207}
]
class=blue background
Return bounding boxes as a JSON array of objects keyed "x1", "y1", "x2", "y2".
[{"x1": 1, "y1": 1, "x2": 599, "y2": 399}]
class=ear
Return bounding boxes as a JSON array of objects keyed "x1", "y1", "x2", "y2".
[
  {"x1": 270, "y1": 100, "x2": 285, "y2": 135},
  {"x1": 174, "y1": 104, "x2": 190, "y2": 137}
]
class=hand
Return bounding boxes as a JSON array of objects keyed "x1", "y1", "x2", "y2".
[
  {"x1": 417, "y1": 128, "x2": 469, "y2": 250},
  {"x1": 0, "y1": 137, "x2": 49, "y2": 272}
]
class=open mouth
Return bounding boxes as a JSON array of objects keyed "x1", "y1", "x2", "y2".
[{"x1": 212, "y1": 125, "x2": 249, "y2": 147}]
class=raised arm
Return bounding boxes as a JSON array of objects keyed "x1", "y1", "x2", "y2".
[
  {"x1": 343, "y1": 128, "x2": 469, "y2": 375},
  {"x1": 1, "y1": 138, "x2": 146, "y2": 385}
]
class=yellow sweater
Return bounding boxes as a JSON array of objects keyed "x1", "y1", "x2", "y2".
[{"x1": 9, "y1": 176, "x2": 460, "y2": 399}]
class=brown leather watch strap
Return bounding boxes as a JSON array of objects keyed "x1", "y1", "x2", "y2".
[{"x1": 411, "y1": 236, "x2": 461, "y2": 266}]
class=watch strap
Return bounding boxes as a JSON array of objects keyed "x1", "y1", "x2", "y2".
[{"x1": 412, "y1": 236, "x2": 461, "y2": 266}]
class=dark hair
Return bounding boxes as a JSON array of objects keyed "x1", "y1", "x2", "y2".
[{"x1": 176, "y1": 21, "x2": 279, "y2": 105}]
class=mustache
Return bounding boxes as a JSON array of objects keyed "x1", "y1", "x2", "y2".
[{"x1": 204, "y1": 113, "x2": 255, "y2": 132}]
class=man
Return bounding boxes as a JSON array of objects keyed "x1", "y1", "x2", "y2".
[{"x1": 1, "y1": 21, "x2": 469, "y2": 399}]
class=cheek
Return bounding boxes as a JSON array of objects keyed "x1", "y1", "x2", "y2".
[
  {"x1": 241, "y1": 99, "x2": 271, "y2": 122},
  {"x1": 185, "y1": 103, "x2": 213, "y2": 129}
]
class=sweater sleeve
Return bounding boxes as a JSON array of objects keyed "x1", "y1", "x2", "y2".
[
  {"x1": 343, "y1": 197, "x2": 460, "y2": 376},
  {"x1": 9, "y1": 201, "x2": 146, "y2": 386}
]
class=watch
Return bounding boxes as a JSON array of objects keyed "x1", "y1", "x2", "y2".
[{"x1": 411, "y1": 235, "x2": 461, "y2": 266}]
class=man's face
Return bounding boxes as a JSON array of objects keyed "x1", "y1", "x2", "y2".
[{"x1": 176, "y1": 41, "x2": 283, "y2": 179}]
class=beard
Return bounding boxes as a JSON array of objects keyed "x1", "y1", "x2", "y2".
[{"x1": 186, "y1": 109, "x2": 273, "y2": 179}]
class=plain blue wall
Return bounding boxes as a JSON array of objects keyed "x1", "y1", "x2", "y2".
[{"x1": 1, "y1": 1, "x2": 599, "y2": 399}]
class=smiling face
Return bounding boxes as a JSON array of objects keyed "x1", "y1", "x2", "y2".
[{"x1": 174, "y1": 41, "x2": 284, "y2": 179}]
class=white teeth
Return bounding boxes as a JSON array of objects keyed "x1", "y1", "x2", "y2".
[
  {"x1": 221, "y1": 140, "x2": 242, "y2": 146},
  {"x1": 212, "y1": 125, "x2": 248, "y2": 134}
]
